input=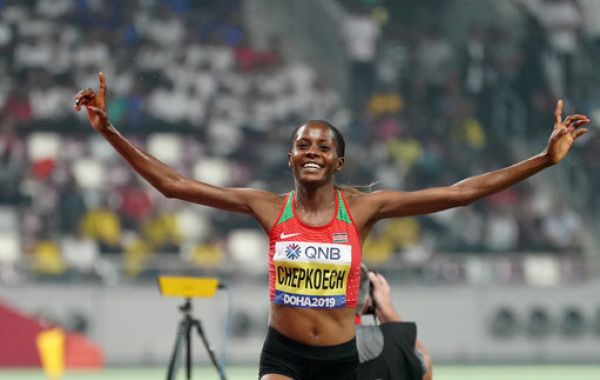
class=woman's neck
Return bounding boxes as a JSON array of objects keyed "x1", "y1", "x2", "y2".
[{"x1": 294, "y1": 184, "x2": 336, "y2": 213}]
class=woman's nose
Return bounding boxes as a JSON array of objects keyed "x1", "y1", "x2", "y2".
[{"x1": 306, "y1": 144, "x2": 319, "y2": 155}]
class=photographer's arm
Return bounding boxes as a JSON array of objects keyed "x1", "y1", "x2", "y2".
[
  {"x1": 369, "y1": 272, "x2": 432, "y2": 380},
  {"x1": 415, "y1": 340, "x2": 432, "y2": 380}
]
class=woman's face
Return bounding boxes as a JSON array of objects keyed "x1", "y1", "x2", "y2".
[{"x1": 288, "y1": 122, "x2": 344, "y2": 186}]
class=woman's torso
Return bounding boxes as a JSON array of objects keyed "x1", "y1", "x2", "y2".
[{"x1": 266, "y1": 190, "x2": 363, "y2": 346}]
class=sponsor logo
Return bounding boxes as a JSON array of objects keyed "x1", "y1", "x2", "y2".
[
  {"x1": 304, "y1": 246, "x2": 341, "y2": 260},
  {"x1": 280, "y1": 232, "x2": 301, "y2": 239},
  {"x1": 274, "y1": 242, "x2": 352, "y2": 264},
  {"x1": 285, "y1": 243, "x2": 301, "y2": 260}
]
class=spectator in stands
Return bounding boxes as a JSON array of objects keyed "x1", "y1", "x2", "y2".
[
  {"x1": 187, "y1": 235, "x2": 226, "y2": 267},
  {"x1": 413, "y1": 25, "x2": 455, "y2": 114},
  {"x1": 579, "y1": 0, "x2": 600, "y2": 63},
  {"x1": 0, "y1": 124, "x2": 26, "y2": 204},
  {"x1": 116, "y1": 176, "x2": 152, "y2": 230},
  {"x1": 31, "y1": 229, "x2": 65, "y2": 277},
  {"x1": 362, "y1": 224, "x2": 395, "y2": 265},
  {"x1": 459, "y1": 25, "x2": 491, "y2": 100},
  {"x1": 56, "y1": 173, "x2": 87, "y2": 234},
  {"x1": 141, "y1": 207, "x2": 182, "y2": 254},
  {"x1": 60, "y1": 224, "x2": 99, "y2": 278},
  {"x1": 356, "y1": 265, "x2": 432, "y2": 380},
  {"x1": 81, "y1": 198, "x2": 122, "y2": 255},
  {"x1": 541, "y1": 198, "x2": 584, "y2": 252},
  {"x1": 3, "y1": 87, "x2": 32, "y2": 123},
  {"x1": 520, "y1": 0, "x2": 584, "y2": 98},
  {"x1": 341, "y1": 5, "x2": 381, "y2": 113},
  {"x1": 484, "y1": 206, "x2": 520, "y2": 252},
  {"x1": 516, "y1": 197, "x2": 548, "y2": 251}
]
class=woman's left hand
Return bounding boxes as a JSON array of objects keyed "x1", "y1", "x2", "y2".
[{"x1": 544, "y1": 99, "x2": 590, "y2": 164}]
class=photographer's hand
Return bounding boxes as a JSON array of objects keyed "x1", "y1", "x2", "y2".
[
  {"x1": 369, "y1": 272, "x2": 433, "y2": 380},
  {"x1": 368, "y1": 272, "x2": 400, "y2": 323}
]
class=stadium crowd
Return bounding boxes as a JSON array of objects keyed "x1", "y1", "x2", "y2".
[{"x1": 0, "y1": 0, "x2": 596, "y2": 283}]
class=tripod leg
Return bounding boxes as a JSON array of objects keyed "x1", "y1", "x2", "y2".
[
  {"x1": 186, "y1": 317, "x2": 192, "y2": 380},
  {"x1": 192, "y1": 320, "x2": 228, "y2": 380},
  {"x1": 166, "y1": 319, "x2": 189, "y2": 380}
]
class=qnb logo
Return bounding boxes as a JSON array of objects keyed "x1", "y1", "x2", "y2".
[
  {"x1": 285, "y1": 243, "x2": 301, "y2": 260},
  {"x1": 304, "y1": 246, "x2": 341, "y2": 260}
]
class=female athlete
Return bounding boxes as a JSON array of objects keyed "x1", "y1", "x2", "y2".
[{"x1": 75, "y1": 72, "x2": 589, "y2": 380}]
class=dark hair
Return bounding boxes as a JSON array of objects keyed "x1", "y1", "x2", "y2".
[{"x1": 289, "y1": 120, "x2": 346, "y2": 158}]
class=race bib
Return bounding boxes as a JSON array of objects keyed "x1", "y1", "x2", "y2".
[{"x1": 273, "y1": 241, "x2": 352, "y2": 309}]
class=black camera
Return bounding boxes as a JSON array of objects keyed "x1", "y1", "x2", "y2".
[{"x1": 363, "y1": 278, "x2": 378, "y2": 315}]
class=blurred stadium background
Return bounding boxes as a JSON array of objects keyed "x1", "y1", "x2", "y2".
[{"x1": 0, "y1": 0, "x2": 599, "y2": 378}]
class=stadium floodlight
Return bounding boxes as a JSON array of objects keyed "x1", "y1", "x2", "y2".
[{"x1": 157, "y1": 276, "x2": 227, "y2": 380}]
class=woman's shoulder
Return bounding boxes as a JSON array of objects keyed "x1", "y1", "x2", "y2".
[
  {"x1": 339, "y1": 186, "x2": 378, "y2": 203},
  {"x1": 244, "y1": 188, "x2": 288, "y2": 205}
]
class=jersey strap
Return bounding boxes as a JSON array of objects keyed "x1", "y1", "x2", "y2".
[
  {"x1": 277, "y1": 191, "x2": 294, "y2": 225},
  {"x1": 336, "y1": 190, "x2": 352, "y2": 224}
]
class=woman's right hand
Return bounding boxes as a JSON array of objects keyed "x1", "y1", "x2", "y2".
[
  {"x1": 74, "y1": 72, "x2": 109, "y2": 132},
  {"x1": 542, "y1": 99, "x2": 589, "y2": 165}
]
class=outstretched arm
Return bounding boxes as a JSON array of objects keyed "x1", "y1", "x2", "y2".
[
  {"x1": 74, "y1": 73, "x2": 282, "y2": 229},
  {"x1": 357, "y1": 100, "x2": 589, "y2": 222}
]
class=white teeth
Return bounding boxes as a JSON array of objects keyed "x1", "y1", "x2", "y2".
[{"x1": 303, "y1": 163, "x2": 320, "y2": 169}]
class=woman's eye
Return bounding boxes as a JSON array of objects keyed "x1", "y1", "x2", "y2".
[{"x1": 320, "y1": 145, "x2": 330, "y2": 151}]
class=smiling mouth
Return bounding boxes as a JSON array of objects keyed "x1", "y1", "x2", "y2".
[{"x1": 302, "y1": 162, "x2": 322, "y2": 171}]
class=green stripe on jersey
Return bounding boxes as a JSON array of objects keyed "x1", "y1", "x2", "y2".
[
  {"x1": 278, "y1": 191, "x2": 294, "y2": 224},
  {"x1": 336, "y1": 190, "x2": 352, "y2": 224}
]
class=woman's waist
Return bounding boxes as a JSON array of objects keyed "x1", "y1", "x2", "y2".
[{"x1": 269, "y1": 303, "x2": 356, "y2": 346}]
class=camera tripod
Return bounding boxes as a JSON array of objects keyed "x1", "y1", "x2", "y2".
[{"x1": 166, "y1": 298, "x2": 227, "y2": 380}]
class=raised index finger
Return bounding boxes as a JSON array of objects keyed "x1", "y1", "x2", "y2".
[
  {"x1": 554, "y1": 99, "x2": 563, "y2": 129},
  {"x1": 98, "y1": 72, "x2": 107, "y2": 107}
]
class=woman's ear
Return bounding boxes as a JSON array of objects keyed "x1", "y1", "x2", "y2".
[{"x1": 335, "y1": 157, "x2": 345, "y2": 172}]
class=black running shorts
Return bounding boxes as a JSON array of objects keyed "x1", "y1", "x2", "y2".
[{"x1": 259, "y1": 327, "x2": 359, "y2": 380}]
